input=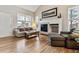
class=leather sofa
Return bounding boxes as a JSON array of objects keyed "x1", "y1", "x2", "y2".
[
  {"x1": 13, "y1": 28, "x2": 25, "y2": 37},
  {"x1": 60, "y1": 31, "x2": 79, "y2": 49},
  {"x1": 66, "y1": 33, "x2": 79, "y2": 49},
  {"x1": 13, "y1": 27, "x2": 33, "y2": 37}
]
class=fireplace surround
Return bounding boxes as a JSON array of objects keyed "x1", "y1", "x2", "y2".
[{"x1": 39, "y1": 18, "x2": 62, "y2": 34}]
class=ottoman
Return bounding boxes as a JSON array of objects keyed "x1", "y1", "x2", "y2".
[{"x1": 48, "y1": 33, "x2": 65, "y2": 47}]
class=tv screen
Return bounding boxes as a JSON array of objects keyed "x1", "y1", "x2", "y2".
[{"x1": 41, "y1": 24, "x2": 48, "y2": 32}]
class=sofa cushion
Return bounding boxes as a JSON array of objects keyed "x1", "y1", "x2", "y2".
[
  {"x1": 28, "y1": 27, "x2": 33, "y2": 30},
  {"x1": 25, "y1": 28, "x2": 29, "y2": 31},
  {"x1": 25, "y1": 27, "x2": 33, "y2": 31},
  {"x1": 19, "y1": 28, "x2": 25, "y2": 32},
  {"x1": 70, "y1": 33, "x2": 79, "y2": 38}
]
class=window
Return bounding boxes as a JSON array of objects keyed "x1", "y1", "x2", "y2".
[
  {"x1": 17, "y1": 14, "x2": 32, "y2": 27},
  {"x1": 68, "y1": 6, "x2": 79, "y2": 30}
]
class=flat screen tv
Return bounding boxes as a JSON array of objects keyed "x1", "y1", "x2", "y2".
[{"x1": 41, "y1": 24, "x2": 48, "y2": 32}]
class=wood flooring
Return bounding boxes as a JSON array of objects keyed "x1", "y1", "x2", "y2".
[{"x1": 0, "y1": 35, "x2": 79, "y2": 53}]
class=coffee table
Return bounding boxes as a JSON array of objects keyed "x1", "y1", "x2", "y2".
[{"x1": 25, "y1": 30, "x2": 39, "y2": 39}]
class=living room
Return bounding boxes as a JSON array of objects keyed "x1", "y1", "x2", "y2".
[{"x1": 0, "y1": 5, "x2": 79, "y2": 53}]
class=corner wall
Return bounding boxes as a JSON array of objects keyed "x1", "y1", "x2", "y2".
[{"x1": 0, "y1": 6, "x2": 34, "y2": 37}]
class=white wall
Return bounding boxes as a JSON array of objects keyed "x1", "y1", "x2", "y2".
[
  {"x1": 35, "y1": 5, "x2": 73, "y2": 31},
  {"x1": 0, "y1": 12, "x2": 12, "y2": 37},
  {"x1": 0, "y1": 5, "x2": 34, "y2": 38}
]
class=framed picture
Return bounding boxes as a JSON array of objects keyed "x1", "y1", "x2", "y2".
[{"x1": 42, "y1": 8, "x2": 57, "y2": 18}]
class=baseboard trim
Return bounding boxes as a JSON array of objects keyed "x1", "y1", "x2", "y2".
[{"x1": 0, "y1": 36, "x2": 14, "y2": 39}]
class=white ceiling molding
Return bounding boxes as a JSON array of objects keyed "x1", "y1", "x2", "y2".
[{"x1": 16, "y1": 5, "x2": 40, "y2": 12}]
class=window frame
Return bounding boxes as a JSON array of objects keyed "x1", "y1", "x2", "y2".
[{"x1": 17, "y1": 14, "x2": 32, "y2": 27}]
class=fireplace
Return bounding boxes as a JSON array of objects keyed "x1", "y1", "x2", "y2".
[
  {"x1": 50, "y1": 24, "x2": 59, "y2": 33},
  {"x1": 39, "y1": 19, "x2": 62, "y2": 34}
]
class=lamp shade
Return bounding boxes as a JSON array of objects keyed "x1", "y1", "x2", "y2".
[{"x1": 32, "y1": 20, "x2": 36, "y2": 29}]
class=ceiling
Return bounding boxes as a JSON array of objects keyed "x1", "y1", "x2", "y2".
[{"x1": 16, "y1": 5, "x2": 40, "y2": 12}]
